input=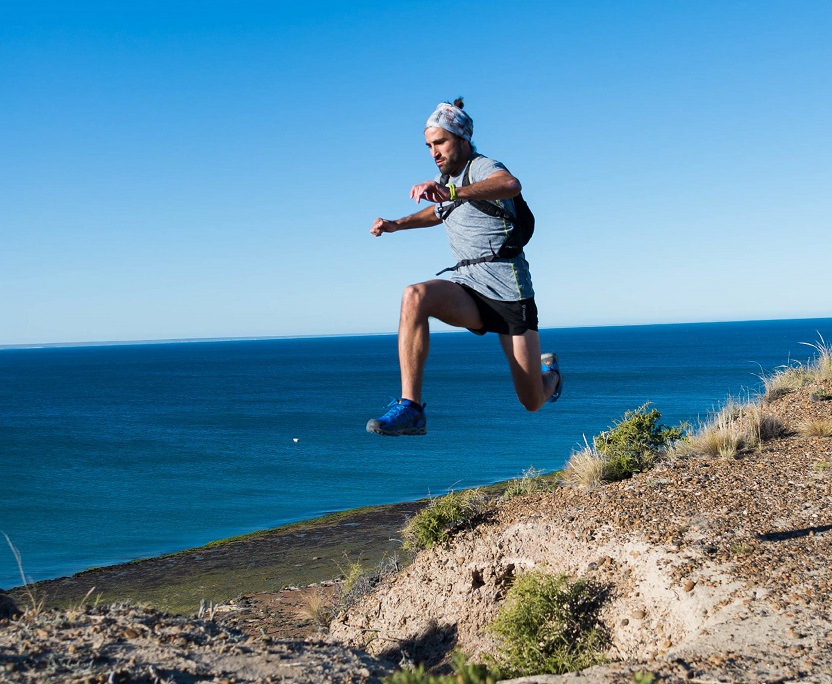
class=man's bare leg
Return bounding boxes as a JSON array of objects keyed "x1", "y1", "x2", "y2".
[
  {"x1": 398, "y1": 279, "x2": 483, "y2": 403},
  {"x1": 499, "y1": 330, "x2": 560, "y2": 411}
]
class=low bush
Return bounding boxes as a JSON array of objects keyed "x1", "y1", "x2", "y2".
[
  {"x1": 488, "y1": 571, "x2": 607, "y2": 678},
  {"x1": 563, "y1": 405, "x2": 684, "y2": 486},
  {"x1": 402, "y1": 489, "x2": 485, "y2": 550},
  {"x1": 593, "y1": 404, "x2": 685, "y2": 480}
]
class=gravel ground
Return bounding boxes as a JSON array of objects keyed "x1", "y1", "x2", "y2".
[
  {"x1": 2, "y1": 381, "x2": 830, "y2": 683},
  {"x1": 0, "y1": 602, "x2": 393, "y2": 683}
]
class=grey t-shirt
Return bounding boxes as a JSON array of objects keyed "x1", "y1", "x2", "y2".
[{"x1": 434, "y1": 155, "x2": 534, "y2": 302}]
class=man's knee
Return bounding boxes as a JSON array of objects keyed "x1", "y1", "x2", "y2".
[
  {"x1": 518, "y1": 393, "x2": 544, "y2": 413},
  {"x1": 401, "y1": 282, "x2": 434, "y2": 316}
]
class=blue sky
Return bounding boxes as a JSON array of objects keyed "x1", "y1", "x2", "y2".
[{"x1": 2, "y1": 0, "x2": 830, "y2": 346}]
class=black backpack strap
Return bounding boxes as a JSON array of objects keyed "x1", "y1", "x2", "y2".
[
  {"x1": 435, "y1": 155, "x2": 519, "y2": 274},
  {"x1": 435, "y1": 242, "x2": 505, "y2": 275},
  {"x1": 436, "y1": 254, "x2": 500, "y2": 276},
  {"x1": 437, "y1": 155, "x2": 517, "y2": 223}
]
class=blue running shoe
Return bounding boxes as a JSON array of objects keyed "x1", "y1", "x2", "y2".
[
  {"x1": 366, "y1": 399, "x2": 427, "y2": 436},
  {"x1": 541, "y1": 353, "x2": 563, "y2": 403}
]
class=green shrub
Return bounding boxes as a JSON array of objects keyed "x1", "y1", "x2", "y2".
[
  {"x1": 384, "y1": 653, "x2": 497, "y2": 684},
  {"x1": 488, "y1": 571, "x2": 607, "y2": 677},
  {"x1": 402, "y1": 489, "x2": 485, "y2": 550},
  {"x1": 593, "y1": 403, "x2": 684, "y2": 480}
]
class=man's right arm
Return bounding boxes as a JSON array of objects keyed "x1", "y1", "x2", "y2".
[{"x1": 370, "y1": 205, "x2": 441, "y2": 237}]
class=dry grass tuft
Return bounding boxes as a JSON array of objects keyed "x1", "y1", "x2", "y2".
[
  {"x1": 678, "y1": 400, "x2": 788, "y2": 459},
  {"x1": 681, "y1": 401, "x2": 747, "y2": 458},
  {"x1": 2, "y1": 532, "x2": 46, "y2": 616},
  {"x1": 802, "y1": 334, "x2": 832, "y2": 382},
  {"x1": 746, "y1": 404, "x2": 790, "y2": 444},
  {"x1": 502, "y1": 467, "x2": 551, "y2": 500},
  {"x1": 763, "y1": 334, "x2": 832, "y2": 403},
  {"x1": 763, "y1": 366, "x2": 809, "y2": 402},
  {"x1": 563, "y1": 439, "x2": 606, "y2": 490},
  {"x1": 296, "y1": 588, "x2": 335, "y2": 631},
  {"x1": 799, "y1": 418, "x2": 832, "y2": 438}
]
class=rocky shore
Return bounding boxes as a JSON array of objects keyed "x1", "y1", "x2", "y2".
[{"x1": 2, "y1": 379, "x2": 830, "y2": 682}]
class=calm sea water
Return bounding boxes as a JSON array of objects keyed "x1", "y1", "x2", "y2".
[{"x1": 1, "y1": 318, "x2": 830, "y2": 589}]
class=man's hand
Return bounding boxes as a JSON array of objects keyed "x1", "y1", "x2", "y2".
[
  {"x1": 370, "y1": 218, "x2": 398, "y2": 237},
  {"x1": 410, "y1": 180, "x2": 450, "y2": 204}
]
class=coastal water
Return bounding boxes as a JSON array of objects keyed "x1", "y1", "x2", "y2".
[{"x1": 1, "y1": 318, "x2": 830, "y2": 589}]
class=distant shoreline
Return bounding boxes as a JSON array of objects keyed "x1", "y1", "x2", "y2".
[{"x1": 8, "y1": 496, "x2": 440, "y2": 614}]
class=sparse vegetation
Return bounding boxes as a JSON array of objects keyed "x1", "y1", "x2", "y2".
[
  {"x1": 763, "y1": 365, "x2": 810, "y2": 402},
  {"x1": 335, "y1": 553, "x2": 400, "y2": 613},
  {"x1": 564, "y1": 405, "x2": 684, "y2": 487},
  {"x1": 402, "y1": 489, "x2": 486, "y2": 550},
  {"x1": 502, "y1": 466, "x2": 550, "y2": 500},
  {"x1": 729, "y1": 542, "x2": 753, "y2": 556},
  {"x1": 3, "y1": 532, "x2": 45, "y2": 615},
  {"x1": 487, "y1": 571, "x2": 607, "y2": 678},
  {"x1": 384, "y1": 652, "x2": 498, "y2": 684},
  {"x1": 298, "y1": 552, "x2": 402, "y2": 629}
]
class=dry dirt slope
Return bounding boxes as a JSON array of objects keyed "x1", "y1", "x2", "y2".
[{"x1": 331, "y1": 383, "x2": 832, "y2": 682}]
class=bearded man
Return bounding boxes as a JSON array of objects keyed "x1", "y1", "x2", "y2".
[{"x1": 367, "y1": 99, "x2": 562, "y2": 436}]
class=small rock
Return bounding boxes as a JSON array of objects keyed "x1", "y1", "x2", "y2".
[{"x1": 684, "y1": 580, "x2": 696, "y2": 592}]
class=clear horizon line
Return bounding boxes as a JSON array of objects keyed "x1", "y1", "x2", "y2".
[{"x1": 2, "y1": 314, "x2": 831, "y2": 351}]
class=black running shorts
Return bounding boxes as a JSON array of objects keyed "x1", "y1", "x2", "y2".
[{"x1": 458, "y1": 284, "x2": 539, "y2": 336}]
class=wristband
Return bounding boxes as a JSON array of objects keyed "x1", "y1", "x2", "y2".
[{"x1": 448, "y1": 183, "x2": 457, "y2": 201}]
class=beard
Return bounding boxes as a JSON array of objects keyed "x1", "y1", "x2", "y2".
[{"x1": 437, "y1": 149, "x2": 466, "y2": 176}]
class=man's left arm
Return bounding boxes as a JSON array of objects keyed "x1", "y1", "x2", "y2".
[{"x1": 411, "y1": 170, "x2": 521, "y2": 205}]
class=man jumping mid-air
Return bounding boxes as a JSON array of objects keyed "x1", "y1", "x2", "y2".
[{"x1": 367, "y1": 98, "x2": 562, "y2": 436}]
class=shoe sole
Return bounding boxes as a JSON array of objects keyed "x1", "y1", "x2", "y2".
[
  {"x1": 541, "y1": 353, "x2": 563, "y2": 403},
  {"x1": 548, "y1": 370, "x2": 563, "y2": 403},
  {"x1": 366, "y1": 421, "x2": 427, "y2": 436}
]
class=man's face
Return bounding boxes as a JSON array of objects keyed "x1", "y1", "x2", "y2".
[{"x1": 425, "y1": 127, "x2": 469, "y2": 176}]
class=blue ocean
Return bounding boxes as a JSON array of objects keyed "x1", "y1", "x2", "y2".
[{"x1": 1, "y1": 318, "x2": 830, "y2": 589}]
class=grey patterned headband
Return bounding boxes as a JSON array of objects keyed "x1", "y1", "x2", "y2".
[{"x1": 425, "y1": 102, "x2": 474, "y2": 141}]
